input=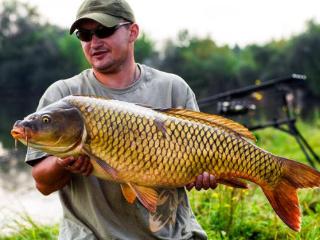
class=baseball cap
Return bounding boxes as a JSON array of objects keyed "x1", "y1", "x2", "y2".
[{"x1": 69, "y1": 0, "x2": 135, "y2": 34}]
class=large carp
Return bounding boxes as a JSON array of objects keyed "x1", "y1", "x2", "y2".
[{"x1": 11, "y1": 95, "x2": 320, "y2": 231}]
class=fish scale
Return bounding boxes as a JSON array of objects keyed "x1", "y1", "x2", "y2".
[
  {"x1": 70, "y1": 97, "x2": 283, "y2": 187},
  {"x1": 11, "y1": 95, "x2": 320, "y2": 231}
]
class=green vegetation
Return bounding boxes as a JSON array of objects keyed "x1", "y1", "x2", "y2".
[
  {"x1": 0, "y1": 214, "x2": 58, "y2": 240},
  {"x1": 1, "y1": 121, "x2": 319, "y2": 239},
  {"x1": 189, "y1": 188, "x2": 320, "y2": 240}
]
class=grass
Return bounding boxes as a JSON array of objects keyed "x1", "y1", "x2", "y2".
[
  {"x1": 189, "y1": 186, "x2": 320, "y2": 239},
  {"x1": 1, "y1": 120, "x2": 319, "y2": 239},
  {"x1": 0, "y1": 214, "x2": 58, "y2": 240}
]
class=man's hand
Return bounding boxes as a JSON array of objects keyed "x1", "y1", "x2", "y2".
[
  {"x1": 56, "y1": 155, "x2": 93, "y2": 176},
  {"x1": 186, "y1": 172, "x2": 217, "y2": 191}
]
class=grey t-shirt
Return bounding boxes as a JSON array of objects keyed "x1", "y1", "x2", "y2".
[{"x1": 26, "y1": 64, "x2": 207, "y2": 240}]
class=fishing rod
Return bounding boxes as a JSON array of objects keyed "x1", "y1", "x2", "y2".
[{"x1": 198, "y1": 73, "x2": 306, "y2": 107}]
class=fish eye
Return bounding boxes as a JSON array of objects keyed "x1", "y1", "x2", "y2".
[{"x1": 42, "y1": 115, "x2": 51, "y2": 124}]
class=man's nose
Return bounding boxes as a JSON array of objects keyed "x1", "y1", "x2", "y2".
[{"x1": 91, "y1": 35, "x2": 104, "y2": 46}]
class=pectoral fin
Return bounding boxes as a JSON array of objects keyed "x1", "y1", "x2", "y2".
[
  {"x1": 82, "y1": 148, "x2": 118, "y2": 179},
  {"x1": 127, "y1": 183, "x2": 158, "y2": 212},
  {"x1": 121, "y1": 184, "x2": 137, "y2": 203},
  {"x1": 93, "y1": 156, "x2": 118, "y2": 179}
]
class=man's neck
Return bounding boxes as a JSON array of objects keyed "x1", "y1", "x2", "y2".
[{"x1": 93, "y1": 63, "x2": 139, "y2": 89}]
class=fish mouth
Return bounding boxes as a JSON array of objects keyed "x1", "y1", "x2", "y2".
[
  {"x1": 11, "y1": 126, "x2": 33, "y2": 142},
  {"x1": 11, "y1": 127, "x2": 26, "y2": 139}
]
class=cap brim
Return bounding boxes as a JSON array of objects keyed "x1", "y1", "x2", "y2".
[{"x1": 69, "y1": 13, "x2": 122, "y2": 34}]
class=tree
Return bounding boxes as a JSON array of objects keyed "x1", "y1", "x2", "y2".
[
  {"x1": 286, "y1": 20, "x2": 320, "y2": 96},
  {"x1": 134, "y1": 32, "x2": 157, "y2": 64},
  {"x1": 160, "y1": 30, "x2": 238, "y2": 99},
  {"x1": 0, "y1": 0, "x2": 83, "y2": 101},
  {"x1": 0, "y1": 0, "x2": 86, "y2": 144}
]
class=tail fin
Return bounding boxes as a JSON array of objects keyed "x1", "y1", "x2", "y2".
[{"x1": 262, "y1": 157, "x2": 320, "y2": 232}]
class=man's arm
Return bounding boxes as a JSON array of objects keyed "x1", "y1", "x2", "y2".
[{"x1": 32, "y1": 155, "x2": 92, "y2": 195}]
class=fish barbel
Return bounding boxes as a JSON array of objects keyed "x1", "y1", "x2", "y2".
[{"x1": 11, "y1": 95, "x2": 320, "y2": 231}]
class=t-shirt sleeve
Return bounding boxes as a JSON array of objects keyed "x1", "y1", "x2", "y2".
[
  {"x1": 170, "y1": 74, "x2": 199, "y2": 111},
  {"x1": 25, "y1": 81, "x2": 70, "y2": 165},
  {"x1": 185, "y1": 86, "x2": 199, "y2": 111}
]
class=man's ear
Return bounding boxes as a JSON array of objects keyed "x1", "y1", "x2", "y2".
[{"x1": 129, "y1": 23, "x2": 139, "y2": 42}]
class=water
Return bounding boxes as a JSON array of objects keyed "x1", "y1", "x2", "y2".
[{"x1": 0, "y1": 99, "x2": 62, "y2": 234}]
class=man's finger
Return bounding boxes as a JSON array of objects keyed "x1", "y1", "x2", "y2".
[
  {"x1": 83, "y1": 162, "x2": 93, "y2": 176},
  {"x1": 202, "y1": 172, "x2": 210, "y2": 190},
  {"x1": 209, "y1": 175, "x2": 218, "y2": 189},
  {"x1": 79, "y1": 159, "x2": 89, "y2": 173},
  {"x1": 185, "y1": 182, "x2": 195, "y2": 191},
  {"x1": 56, "y1": 157, "x2": 75, "y2": 168},
  {"x1": 195, "y1": 175, "x2": 203, "y2": 190},
  {"x1": 82, "y1": 155, "x2": 92, "y2": 175},
  {"x1": 69, "y1": 157, "x2": 84, "y2": 171},
  {"x1": 78, "y1": 155, "x2": 89, "y2": 173}
]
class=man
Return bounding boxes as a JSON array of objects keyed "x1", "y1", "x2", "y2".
[{"x1": 26, "y1": 0, "x2": 217, "y2": 239}]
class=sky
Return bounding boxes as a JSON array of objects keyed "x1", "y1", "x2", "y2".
[{"x1": 23, "y1": 0, "x2": 320, "y2": 47}]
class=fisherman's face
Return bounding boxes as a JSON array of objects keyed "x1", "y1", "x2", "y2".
[{"x1": 77, "y1": 19, "x2": 134, "y2": 73}]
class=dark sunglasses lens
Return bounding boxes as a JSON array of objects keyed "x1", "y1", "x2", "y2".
[
  {"x1": 76, "y1": 30, "x2": 92, "y2": 42},
  {"x1": 95, "y1": 27, "x2": 116, "y2": 38},
  {"x1": 75, "y1": 26, "x2": 119, "y2": 41}
]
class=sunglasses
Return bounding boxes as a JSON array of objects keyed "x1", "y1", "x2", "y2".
[{"x1": 75, "y1": 22, "x2": 131, "y2": 42}]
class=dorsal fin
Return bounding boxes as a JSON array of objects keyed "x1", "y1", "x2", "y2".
[{"x1": 160, "y1": 108, "x2": 256, "y2": 141}]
